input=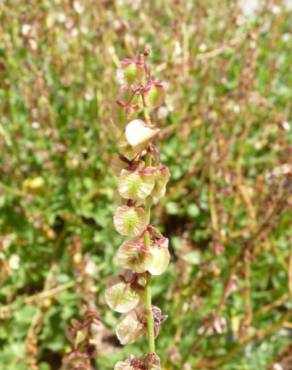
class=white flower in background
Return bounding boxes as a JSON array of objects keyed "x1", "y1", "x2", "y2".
[
  {"x1": 73, "y1": 1, "x2": 84, "y2": 14},
  {"x1": 238, "y1": 0, "x2": 261, "y2": 18},
  {"x1": 285, "y1": 0, "x2": 292, "y2": 10},
  {"x1": 9, "y1": 254, "x2": 20, "y2": 270}
]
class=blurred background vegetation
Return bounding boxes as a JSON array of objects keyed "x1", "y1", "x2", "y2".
[{"x1": 0, "y1": 0, "x2": 291, "y2": 369}]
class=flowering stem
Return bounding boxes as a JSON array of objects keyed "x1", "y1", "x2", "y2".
[{"x1": 109, "y1": 53, "x2": 169, "y2": 368}]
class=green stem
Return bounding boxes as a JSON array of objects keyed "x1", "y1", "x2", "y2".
[
  {"x1": 144, "y1": 149, "x2": 155, "y2": 354},
  {"x1": 144, "y1": 272, "x2": 156, "y2": 354},
  {"x1": 145, "y1": 151, "x2": 152, "y2": 223},
  {"x1": 142, "y1": 94, "x2": 151, "y2": 124}
]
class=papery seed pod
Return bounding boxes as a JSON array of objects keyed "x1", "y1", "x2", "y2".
[
  {"x1": 62, "y1": 351, "x2": 91, "y2": 370},
  {"x1": 114, "y1": 354, "x2": 161, "y2": 370},
  {"x1": 118, "y1": 139, "x2": 146, "y2": 161},
  {"x1": 144, "y1": 82, "x2": 166, "y2": 108},
  {"x1": 146, "y1": 226, "x2": 170, "y2": 275},
  {"x1": 114, "y1": 355, "x2": 143, "y2": 370},
  {"x1": 116, "y1": 306, "x2": 146, "y2": 345},
  {"x1": 117, "y1": 238, "x2": 153, "y2": 273},
  {"x1": 117, "y1": 230, "x2": 170, "y2": 275},
  {"x1": 105, "y1": 278, "x2": 140, "y2": 313},
  {"x1": 118, "y1": 168, "x2": 156, "y2": 202},
  {"x1": 152, "y1": 306, "x2": 168, "y2": 337},
  {"x1": 125, "y1": 120, "x2": 160, "y2": 148},
  {"x1": 147, "y1": 238, "x2": 170, "y2": 276},
  {"x1": 114, "y1": 360, "x2": 134, "y2": 370},
  {"x1": 114, "y1": 206, "x2": 148, "y2": 236},
  {"x1": 144, "y1": 353, "x2": 161, "y2": 370},
  {"x1": 152, "y1": 166, "x2": 170, "y2": 202},
  {"x1": 118, "y1": 140, "x2": 138, "y2": 161}
]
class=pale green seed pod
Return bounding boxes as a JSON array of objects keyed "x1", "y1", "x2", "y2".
[
  {"x1": 104, "y1": 278, "x2": 140, "y2": 313},
  {"x1": 113, "y1": 206, "x2": 148, "y2": 237},
  {"x1": 147, "y1": 237, "x2": 170, "y2": 276},
  {"x1": 118, "y1": 168, "x2": 156, "y2": 202},
  {"x1": 117, "y1": 231, "x2": 170, "y2": 275},
  {"x1": 152, "y1": 166, "x2": 170, "y2": 202},
  {"x1": 115, "y1": 306, "x2": 146, "y2": 345},
  {"x1": 114, "y1": 360, "x2": 134, "y2": 370},
  {"x1": 117, "y1": 238, "x2": 153, "y2": 273}
]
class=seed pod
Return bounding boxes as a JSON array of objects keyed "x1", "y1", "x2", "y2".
[
  {"x1": 117, "y1": 230, "x2": 170, "y2": 275},
  {"x1": 125, "y1": 120, "x2": 160, "y2": 148},
  {"x1": 144, "y1": 353, "x2": 162, "y2": 370},
  {"x1": 118, "y1": 168, "x2": 156, "y2": 202},
  {"x1": 105, "y1": 278, "x2": 140, "y2": 313},
  {"x1": 113, "y1": 206, "x2": 148, "y2": 237},
  {"x1": 152, "y1": 166, "x2": 170, "y2": 202},
  {"x1": 114, "y1": 360, "x2": 134, "y2": 370},
  {"x1": 116, "y1": 306, "x2": 146, "y2": 345},
  {"x1": 147, "y1": 237, "x2": 170, "y2": 276},
  {"x1": 118, "y1": 139, "x2": 143, "y2": 161},
  {"x1": 114, "y1": 356, "x2": 142, "y2": 370},
  {"x1": 114, "y1": 354, "x2": 161, "y2": 370},
  {"x1": 117, "y1": 238, "x2": 153, "y2": 273}
]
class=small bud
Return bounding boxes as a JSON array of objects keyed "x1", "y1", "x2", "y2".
[
  {"x1": 144, "y1": 82, "x2": 166, "y2": 108},
  {"x1": 122, "y1": 59, "x2": 144, "y2": 86},
  {"x1": 75, "y1": 329, "x2": 87, "y2": 347},
  {"x1": 113, "y1": 206, "x2": 148, "y2": 237}
]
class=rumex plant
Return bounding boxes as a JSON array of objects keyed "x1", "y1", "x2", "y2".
[
  {"x1": 105, "y1": 50, "x2": 170, "y2": 370},
  {"x1": 62, "y1": 307, "x2": 100, "y2": 370}
]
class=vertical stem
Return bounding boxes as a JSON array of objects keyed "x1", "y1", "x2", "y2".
[
  {"x1": 144, "y1": 150, "x2": 155, "y2": 353},
  {"x1": 289, "y1": 237, "x2": 292, "y2": 296},
  {"x1": 145, "y1": 273, "x2": 156, "y2": 354},
  {"x1": 142, "y1": 93, "x2": 151, "y2": 124}
]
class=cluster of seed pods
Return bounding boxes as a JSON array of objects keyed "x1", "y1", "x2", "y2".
[{"x1": 104, "y1": 51, "x2": 170, "y2": 370}]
